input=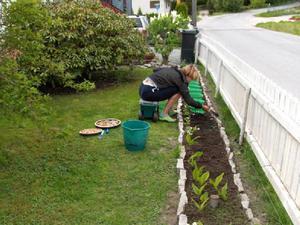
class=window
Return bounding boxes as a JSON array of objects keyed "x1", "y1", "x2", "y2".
[{"x1": 150, "y1": 0, "x2": 160, "y2": 9}]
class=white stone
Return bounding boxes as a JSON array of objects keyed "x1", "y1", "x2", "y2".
[
  {"x1": 246, "y1": 208, "x2": 254, "y2": 220},
  {"x1": 177, "y1": 192, "x2": 188, "y2": 215},
  {"x1": 229, "y1": 152, "x2": 233, "y2": 160},
  {"x1": 178, "y1": 178, "x2": 186, "y2": 187},
  {"x1": 240, "y1": 194, "x2": 251, "y2": 212},
  {"x1": 178, "y1": 214, "x2": 188, "y2": 225},
  {"x1": 178, "y1": 185, "x2": 185, "y2": 194},
  {"x1": 233, "y1": 173, "x2": 244, "y2": 193},
  {"x1": 228, "y1": 159, "x2": 236, "y2": 174},
  {"x1": 226, "y1": 147, "x2": 231, "y2": 154},
  {"x1": 180, "y1": 169, "x2": 187, "y2": 180},
  {"x1": 179, "y1": 145, "x2": 186, "y2": 159},
  {"x1": 177, "y1": 159, "x2": 184, "y2": 172},
  {"x1": 220, "y1": 129, "x2": 226, "y2": 138},
  {"x1": 223, "y1": 136, "x2": 230, "y2": 147}
]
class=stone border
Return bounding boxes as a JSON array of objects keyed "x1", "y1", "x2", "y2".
[
  {"x1": 198, "y1": 74, "x2": 260, "y2": 225},
  {"x1": 174, "y1": 75, "x2": 261, "y2": 225},
  {"x1": 176, "y1": 98, "x2": 189, "y2": 225}
]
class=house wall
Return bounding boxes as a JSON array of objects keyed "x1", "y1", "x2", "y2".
[{"x1": 131, "y1": 0, "x2": 171, "y2": 15}]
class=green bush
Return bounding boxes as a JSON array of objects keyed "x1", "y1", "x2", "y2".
[
  {"x1": 0, "y1": 57, "x2": 49, "y2": 117},
  {"x1": 148, "y1": 14, "x2": 189, "y2": 64},
  {"x1": 0, "y1": 0, "x2": 147, "y2": 116},
  {"x1": 175, "y1": 2, "x2": 189, "y2": 17},
  {"x1": 1, "y1": 0, "x2": 146, "y2": 93},
  {"x1": 223, "y1": 0, "x2": 243, "y2": 11},
  {"x1": 211, "y1": 0, "x2": 224, "y2": 11},
  {"x1": 44, "y1": 1, "x2": 146, "y2": 89},
  {"x1": 250, "y1": 0, "x2": 266, "y2": 8}
]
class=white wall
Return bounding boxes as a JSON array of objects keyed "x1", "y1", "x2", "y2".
[{"x1": 131, "y1": 0, "x2": 170, "y2": 15}]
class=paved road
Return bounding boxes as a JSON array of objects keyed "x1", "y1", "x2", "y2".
[{"x1": 197, "y1": 2, "x2": 300, "y2": 99}]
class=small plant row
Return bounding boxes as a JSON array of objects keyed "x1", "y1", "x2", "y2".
[{"x1": 186, "y1": 136, "x2": 228, "y2": 212}]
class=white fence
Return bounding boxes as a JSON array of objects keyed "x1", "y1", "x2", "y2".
[{"x1": 195, "y1": 33, "x2": 300, "y2": 225}]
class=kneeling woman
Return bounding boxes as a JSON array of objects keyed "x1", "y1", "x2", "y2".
[{"x1": 139, "y1": 64, "x2": 210, "y2": 122}]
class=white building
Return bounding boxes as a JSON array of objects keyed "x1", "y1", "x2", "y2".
[{"x1": 131, "y1": 0, "x2": 173, "y2": 15}]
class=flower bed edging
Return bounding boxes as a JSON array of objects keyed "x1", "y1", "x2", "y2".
[{"x1": 198, "y1": 73, "x2": 260, "y2": 225}]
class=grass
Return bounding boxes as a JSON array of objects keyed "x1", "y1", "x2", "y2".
[
  {"x1": 0, "y1": 67, "x2": 179, "y2": 225},
  {"x1": 257, "y1": 21, "x2": 300, "y2": 36},
  {"x1": 256, "y1": 6, "x2": 300, "y2": 17},
  {"x1": 198, "y1": 63, "x2": 293, "y2": 225}
]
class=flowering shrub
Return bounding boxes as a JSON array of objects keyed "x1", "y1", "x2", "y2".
[{"x1": 148, "y1": 12, "x2": 189, "y2": 64}]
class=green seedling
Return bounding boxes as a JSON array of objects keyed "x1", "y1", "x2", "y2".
[
  {"x1": 188, "y1": 151, "x2": 203, "y2": 167},
  {"x1": 192, "y1": 191, "x2": 209, "y2": 211},
  {"x1": 192, "y1": 183, "x2": 206, "y2": 196},
  {"x1": 192, "y1": 165, "x2": 205, "y2": 180},
  {"x1": 186, "y1": 134, "x2": 200, "y2": 145},
  {"x1": 195, "y1": 171, "x2": 210, "y2": 186},
  {"x1": 210, "y1": 172, "x2": 224, "y2": 190},
  {"x1": 209, "y1": 172, "x2": 228, "y2": 201},
  {"x1": 219, "y1": 182, "x2": 228, "y2": 201}
]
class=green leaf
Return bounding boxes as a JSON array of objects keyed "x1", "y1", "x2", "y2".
[
  {"x1": 219, "y1": 182, "x2": 228, "y2": 201},
  {"x1": 192, "y1": 183, "x2": 206, "y2": 196},
  {"x1": 188, "y1": 151, "x2": 203, "y2": 167},
  {"x1": 198, "y1": 171, "x2": 210, "y2": 186}
]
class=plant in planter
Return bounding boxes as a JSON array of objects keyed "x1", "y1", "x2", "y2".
[{"x1": 210, "y1": 172, "x2": 228, "y2": 201}]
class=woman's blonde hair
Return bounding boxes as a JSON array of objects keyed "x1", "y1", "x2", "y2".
[{"x1": 181, "y1": 64, "x2": 199, "y2": 80}]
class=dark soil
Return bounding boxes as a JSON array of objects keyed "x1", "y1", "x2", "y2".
[{"x1": 184, "y1": 112, "x2": 249, "y2": 225}]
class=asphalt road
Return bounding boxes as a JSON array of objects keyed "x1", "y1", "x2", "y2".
[{"x1": 197, "y1": 2, "x2": 300, "y2": 100}]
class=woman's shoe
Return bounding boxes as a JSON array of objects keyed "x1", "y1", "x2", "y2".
[{"x1": 159, "y1": 113, "x2": 176, "y2": 122}]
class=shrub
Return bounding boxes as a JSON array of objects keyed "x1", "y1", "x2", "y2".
[
  {"x1": 250, "y1": 0, "x2": 266, "y2": 8},
  {"x1": 0, "y1": 57, "x2": 49, "y2": 117},
  {"x1": 137, "y1": 7, "x2": 143, "y2": 15},
  {"x1": 223, "y1": 0, "x2": 243, "y2": 11},
  {"x1": 211, "y1": 0, "x2": 224, "y2": 11},
  {"x1": 148, "y1": 14, "x2": 189, "y2": 64},
  {"x1": 44, "y1": 1, "x2": 146, "y2": 89},
  {"x1": 1, "y1": 0, "x2": 146, "y2": 93},
  {"x1": 175, "y1": 2, "x2": 189, "y2": 17}
]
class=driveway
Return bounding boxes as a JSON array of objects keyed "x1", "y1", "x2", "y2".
[{"x1": 197, "y1": 2, "x2": 300, "y2": 99}]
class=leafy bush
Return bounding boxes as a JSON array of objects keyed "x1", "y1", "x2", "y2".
[
  {"x1": 44, "y1": 0, "x2": 146, "y2": 89},
  {"x1": 0, "y1": 57, "x2": 49, "y2": 117},
  {"x1": 0, "y1": 0, "x2": 146, "y2": 116},
  {"x1": 223, "y1": 0, "x2": 243, "y2": 11},
  {"x1": 175, "y1": 2, "x2": 189, "y2": 17},
  {"x1": 250, "y1": 0, "x2": 266, "y2": 8},
  {"x1": 211, "y1": 0, "x2": 224, "y2": 11},
  {"x1": 148, "y1": 14, "x2": 189, "y2": 64}
]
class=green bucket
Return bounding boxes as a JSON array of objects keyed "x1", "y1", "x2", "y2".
[{"x1": 122, "y1": 120, "x2": 150, "y2": 151}]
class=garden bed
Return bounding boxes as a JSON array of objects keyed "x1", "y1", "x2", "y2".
[{"x1": 183, "y1": 111, "x2": 249, "y2": 224}]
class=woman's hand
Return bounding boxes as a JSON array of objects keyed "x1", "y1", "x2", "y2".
[
  {"x1": 202, "y1": 104, "x2": 210, "y2": 112},
  {"x1": 202, "y1": 104, "x2": 219, "y2": 117}
]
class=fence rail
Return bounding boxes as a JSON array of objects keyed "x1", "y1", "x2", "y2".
[{"x1": 195, "y1": 33, "x2": 300, "y2": 225}]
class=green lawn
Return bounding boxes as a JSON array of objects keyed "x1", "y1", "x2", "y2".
[
  {"x1": 198, "y1": 64, "x2": 293, "y2": 225},
  {"x1": 256, "y1": 6, "x2": 300, "y2": 17},
  {"x1": 0, "y1": 68, "x2": 179, "y2": 225},
  {"x1": 257, "y1": 21, "x2": 300, "y2": 36}
]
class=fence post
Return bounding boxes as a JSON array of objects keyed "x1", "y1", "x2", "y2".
[
  {"x1": 204, "y1": 48, "x2": 210, "y2": 77},
  {"x1": 239, "y1": 88, "x2": 251, "y2": 145},
  {"x1": 214, "y1": 60, "x2": 223, "y2": 98},
  {"x1": 194, "y1": 39, "x2": 199, "y2": 64}
]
